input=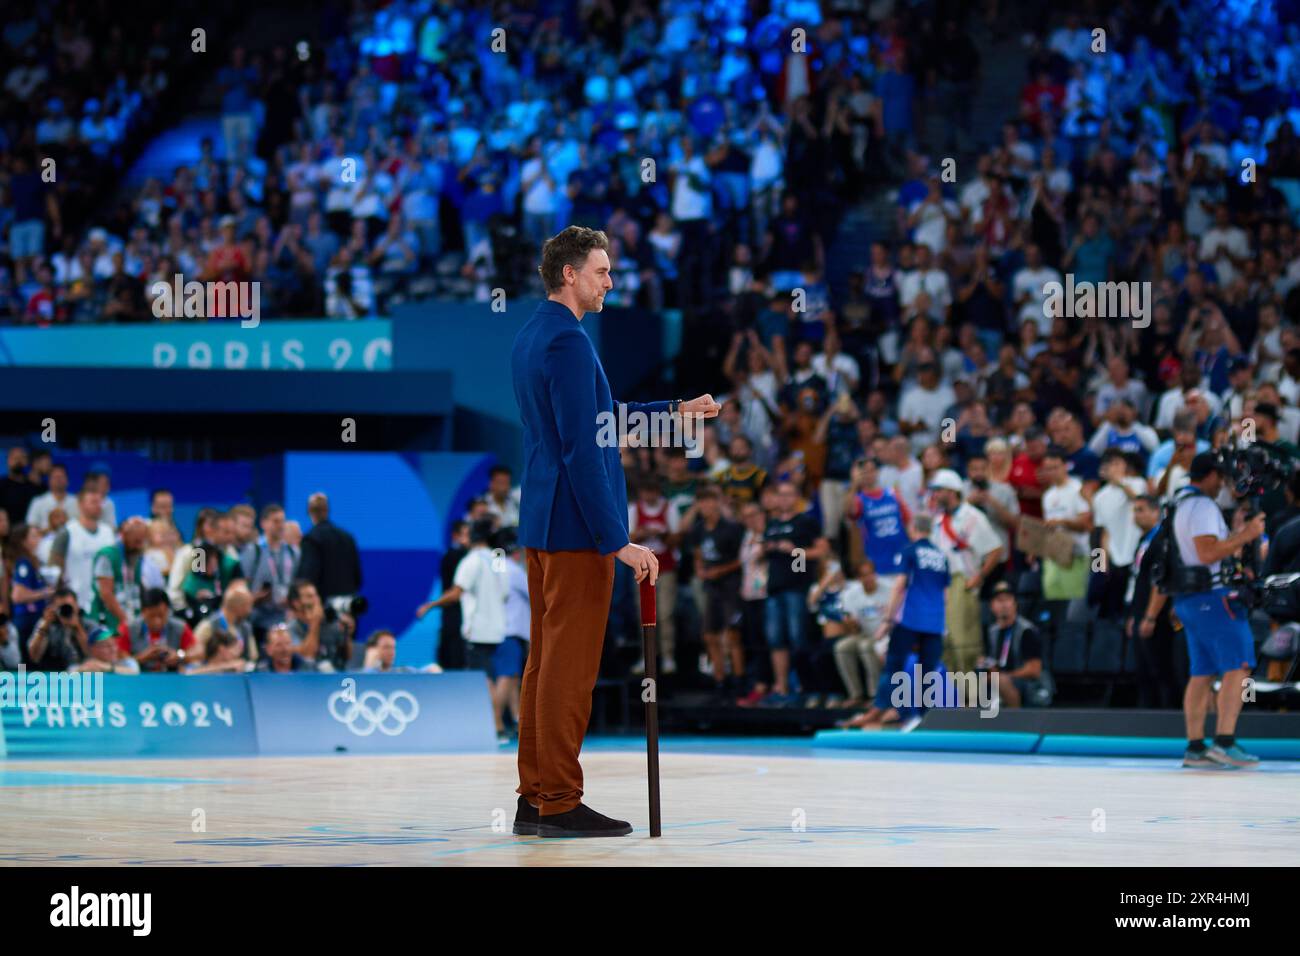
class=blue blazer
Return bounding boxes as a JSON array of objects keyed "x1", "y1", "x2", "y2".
[{"x1": 511, "y1": 299, "x2": 669, "y2": 555}]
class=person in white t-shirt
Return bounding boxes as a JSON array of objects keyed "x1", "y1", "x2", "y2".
[
  {"x1": 422, "y1": 519, "x2": 511, "y2": 736},
  {"x1": 499, "y1": 540, "x2": 531, "y2": 734},
  {"x1": 484, "y1": 465, "x2": 522, "y2": 529},
  {"x1": 927, "y1": 469, "x2": 1004, "y2": 672},
  {"x1": 898, "y1": 244, "x2": 952, "y2": 321},
  {"x1": 827, "y1": 558, "x2": 893, "y2": 706},
  {"x1": 49, "y1": 488, "x2": 117, "y2": 612},
  {"x1": 25, "y1": 463, "x2": 78, "y2": 532},
  {"x1": 880, "y1": 435, "x2": 926, "y2": 517},
  {"x1": 1198, "y1": 204, "x2": 1250, "y2": 286},
  {"x1": 1011, "y1": 243, "x2": 1061, "y2": 336},
  {"x1": 1090, "y1": 450, "x2": 1148, "y2": 616},
  {"x1": 898, "y1": 362, "x2": 956, "y2": 454},
  {"x1": 1039, "y1": 447, "x2": 1093, "y2": 601}
]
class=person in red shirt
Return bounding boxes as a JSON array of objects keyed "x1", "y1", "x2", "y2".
[
  {"x1": 628, "y1": 476, "x2": 680, "y2": 675},
  {"x1": 116, "y1": 587, "x2": 196, "y2": 672},
  {"x1": 1020, "y1": 70, "x2": 1065, "y2": 133},
  {"x1": 1008, "y1": 426, "x2": 1048, "y2": 520}
]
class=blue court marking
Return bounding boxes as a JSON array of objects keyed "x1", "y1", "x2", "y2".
[
  {"x1": 0, "y1": 770, "x2": 231, "y2": 788},
  {"x1": 582, "y1": 734, "x2": 1300, "y2": 772},
  {"x1": 177, "y1": 835, "x2": 451, "y2": 847}
]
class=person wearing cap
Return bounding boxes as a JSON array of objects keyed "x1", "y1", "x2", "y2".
[
  {"x1": 1168, "y1": 452, "x2": 1266, "y2": 768},
  {"x1": 979, "y1": 583, "x2": 1050, "y2": 708},
  {"x1": 927, "y1": 467, "x2": 1003, "y2": 672},
  {"x1": 71, "y1": 626, "x2": 140, "y2": 675}
]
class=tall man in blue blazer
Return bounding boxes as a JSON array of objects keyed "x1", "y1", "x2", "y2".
[{"x1": 510, "y1": 226, "x2": 719, "y2": 837}]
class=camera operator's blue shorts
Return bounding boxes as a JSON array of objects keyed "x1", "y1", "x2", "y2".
[
  {"x1": 1172, "y1": 588, "x2": 1256, "y2": 677},
  {"x1": 467, "y1": 636, "x2": 528, "y2": 679}
]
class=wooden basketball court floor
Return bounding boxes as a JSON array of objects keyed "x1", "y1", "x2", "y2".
[{"x1": 2, "y1": 737, "x2": 1298, "y2": 866}]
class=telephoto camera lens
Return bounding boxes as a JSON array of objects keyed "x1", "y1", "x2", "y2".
[{"x1": 57, "y1": 604, "x2": 76, "y2": 621}]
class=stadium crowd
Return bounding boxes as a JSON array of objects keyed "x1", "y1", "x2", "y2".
[{"x1": 6, "y1": 0, "x2": 1300, "y2": 720}]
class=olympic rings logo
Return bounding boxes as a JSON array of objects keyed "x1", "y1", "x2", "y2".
[{"x1": 327, "y1": 689, "x2": 419, "y2": 736}]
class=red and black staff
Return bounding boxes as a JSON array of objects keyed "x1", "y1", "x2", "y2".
[{"x1": 640, "y1": 575, "x2": 662, "y2": 838}]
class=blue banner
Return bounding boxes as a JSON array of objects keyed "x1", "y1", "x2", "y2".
[
  {"x1": 0, "y1": 319, "x2": 392, "y2": 371},
  {"x1": 0, "y1": 675, "x2": 257, "y2": 758},
  {"x1": 247, "y1": 672, "x2": 495, "y2": 756},
  {"x1": 0, "y1": 672, "x2": 495, "y2": 758}
]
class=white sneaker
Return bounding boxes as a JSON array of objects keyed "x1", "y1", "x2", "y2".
[
  {"x1": 661, "y1": 656, "x2": 677, "y2": 675},
  {"x1": 899, "y1": 716, "x2": 924, "y2": 733}
]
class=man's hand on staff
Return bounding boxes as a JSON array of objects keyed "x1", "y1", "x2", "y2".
[
  {"x1": 680, "y1": 394, "x2": 722, "y2": 418},
  {"x1": 616, "y1": 542, "x2": 659, "y2": 585}
]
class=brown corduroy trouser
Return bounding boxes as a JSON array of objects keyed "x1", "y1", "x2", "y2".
[{"x1": 517, "y1": 547, "x2": 616, "y2": 815}]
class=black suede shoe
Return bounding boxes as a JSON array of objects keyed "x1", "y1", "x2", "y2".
[
  {"x1": 537, "y1": 803, "x2": 633, "y2": 838},
  {"x1": 512, "y1": 795, "x2": 540, "y2": 835}
]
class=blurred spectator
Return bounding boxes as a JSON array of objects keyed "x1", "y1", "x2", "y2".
[
  {"x1": 0, "y1": 448, "x2": 42, "y2": 528},
  {"x1": 90, "y1": 516, "x2": 165, "y2": 632},
  {"x1": 688, "y1": 485, "x2": 743, "y2": 695},
  {"x1": 483, "y1": 465, "x2": 521, "y2": 528},
  {"x1": 49, "y1": 487, "x2": 116, "y2": 613},
  {"x1": 628, "y1": 475, "x2": 680, "y2": 676},
  {"x1": 246, "y1": 503, "x2": 299, "y2": 640},
  {"x1": 286, "y1": 579, "x2": 351, "y2": 673},
  {"x1": 25, "y1": 463, "x2": 75, "y2": 532},
  {"x1": 298, "y1": 492, "x2": 362, "y2": 602},
  {"x1": 183, "y1": 629, "x2": 250, "y2": 675},
  {"x1": 25, "y1": 588, "x2": 88, "y2": 672},
  {"x1": 193, "y1": 582, "x2": 257, "y2": 664},
  {"x1": 119, "y1": 587, "x2": 195, "y2": 673},
  {"x1": 979, "y1": 584, "x2": 1050, "y2": 708},
  {"x1": 256, "y1": 622, "x2": 317, "y2": 673},
  {"x1": 71, "y1": 626, "x2": 140, "y2": 675}
]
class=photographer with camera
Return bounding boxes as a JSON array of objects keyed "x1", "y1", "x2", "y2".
[
  {"x1": 286, "y1": 578, "x2": 352, "y2": 672},
  {"x1": 177, "y1": 511, "x2": 245, "y2": 624},
  {"x1": 26, "y1": 587, "x2": 89, "y2": 671},
  {"x1": 1167, "y1": 453, "x2": 1266, "y2": 769}
]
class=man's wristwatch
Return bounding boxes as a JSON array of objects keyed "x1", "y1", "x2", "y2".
[{"x1": 669, "y1": 399, "x2": 683, "y2": 415}]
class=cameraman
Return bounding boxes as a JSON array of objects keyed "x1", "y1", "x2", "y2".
[
  {"x1": 26, "y1": 588, "x2": 89, "y2": 671},
  {"x1": 1170, "y1": 453, "x2": 1266, "y2": 769}
]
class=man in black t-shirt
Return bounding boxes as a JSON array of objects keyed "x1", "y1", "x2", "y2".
[
  {"x1": 763, "y1": 481, "x2": 828, "y2": 701},
  {"x1": 979, "y1": 583, "x2": 1050, "y2": 708},
  {"x1": 689, "y1": 485, "x2": 745, "y2": 695},
  {"x1": 0, "y1": 447, "x2": 42, "y2": 530}
]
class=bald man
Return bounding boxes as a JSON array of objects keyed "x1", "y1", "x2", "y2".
[
  {"x1": 297, "y1": 492, "x2": 362, "y2": 601},
  {"x1": 90, "y1": 516, "x2": 166, "y2": 631}
]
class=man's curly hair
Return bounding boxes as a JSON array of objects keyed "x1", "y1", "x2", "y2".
[{"x1": 538, "y1": 226, "x2": 610, "y2": 294}]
